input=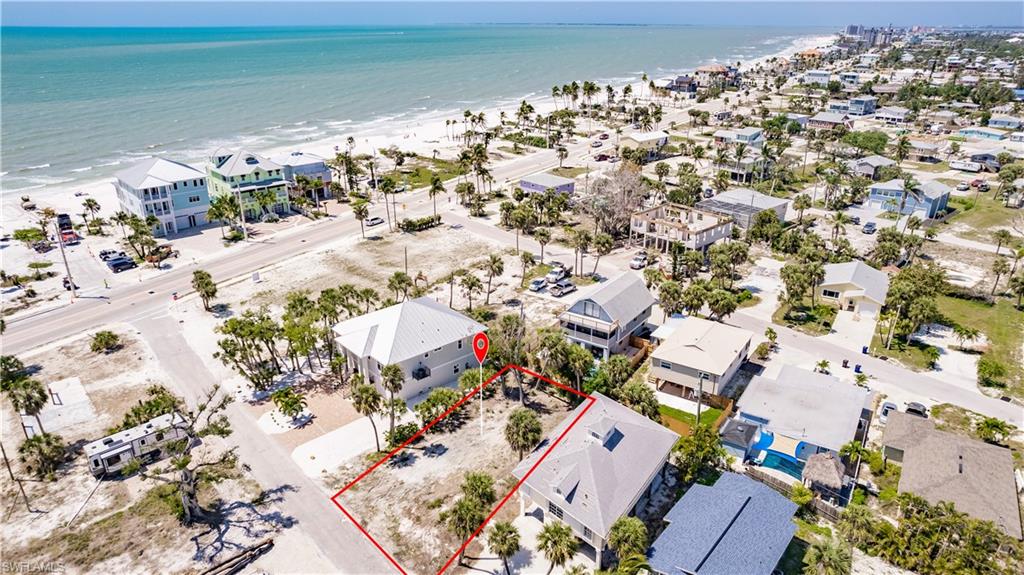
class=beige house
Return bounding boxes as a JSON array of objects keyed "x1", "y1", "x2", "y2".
[
  {"x1": 629, "y1": 203, "x2": 732, "y2": 253},
  {"x1": 816, "y1": 260, "x2": 889, "y2": 317},
  {"x1": 649, "y1": 316, "x2": 752, "y2": 400},
  {"x1": 618, "y1": 130, "x2": 669, "y2": 160}
]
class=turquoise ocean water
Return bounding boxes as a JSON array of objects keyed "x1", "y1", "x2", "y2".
[{"x1": 1, "y1": 25, "x2": 826, "y2": 193}]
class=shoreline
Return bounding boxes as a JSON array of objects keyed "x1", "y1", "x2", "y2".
[{"x1": 0, "y1": 31, "x2": 836, "y2": 228}]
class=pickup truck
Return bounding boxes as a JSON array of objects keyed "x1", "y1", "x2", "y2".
[{"x1": 545, "y1": 265, "x2": 571, "y2": 284}]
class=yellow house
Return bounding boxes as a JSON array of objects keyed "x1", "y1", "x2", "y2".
[{"x1": 816, "y1": 261, "x2": 890, "y2": 317}]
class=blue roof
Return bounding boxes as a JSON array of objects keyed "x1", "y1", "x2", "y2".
[{"x1": 648, "y1": 472, "x2": 797, "y2": 575}]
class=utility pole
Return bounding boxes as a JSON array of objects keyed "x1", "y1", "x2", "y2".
[
  {"x1": 235, "y1": 189, "x2": 249, "y2": 241},
  {"x1": 54, "y1": 222, "x2": 77, "y2": 299},
  {"x1": 1, "y1": 440, "x2": 31, "y2": 512}
]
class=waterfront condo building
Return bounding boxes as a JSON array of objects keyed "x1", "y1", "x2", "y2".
[
  {"x1": 207, "y1": 149, "x2": 290, "y2": 220},
  {"x1": 113, "y1": 157, "x2": 210, "y2": 236}
]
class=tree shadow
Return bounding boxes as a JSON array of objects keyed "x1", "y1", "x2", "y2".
[
  {"x1": 211, "y1": 303, "x2": 234, "y2": 319},
  {"x1": 190, "y1": 483, "x2": 298, "y2": 563}
]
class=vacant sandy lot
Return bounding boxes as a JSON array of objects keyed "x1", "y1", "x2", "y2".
[{"x1": 329, "y1": 387, "x2": 574, "y2": 575}]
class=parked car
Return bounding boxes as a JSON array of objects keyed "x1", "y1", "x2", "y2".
[
  {"x1": 62, "y1": 276, "x2": 79, "y2": 291},
  {"x1": 970, "y1": 178, "x2": 985, "y2": 188},
  {"x1": 861, "y1": 222, "x2": 877, "y2": 234},
  {"x1": 549, "y1": 279, "x2": 577, "y2": 297},
  {"x1": 905, "y1": 402, "x2": 929, "y2": 418},
  {"x1": 528, "y1": 278, "x2": 547, "y2": 292},
  {"x1": 99, "y1": 249, "x2": 126, "y2": 261},
  {"x1": 106, "y1": 257, "x2": 137, "y2": 273},
  {"x1": 590, "y1": 140, "x2": 603, "y2": 148},
  {"x1": 956, "y1": 182, "x2": 970, "y2": 191},
  {"x1": 848, "y1": 215, "x2": 861, "y2": 225},
  {"x1": 703, "y1": 188, "x2": 715, "y2": 199},
  {"x1": 978, "y1": 182, "x2": 990, "y2": 192},
  {"x1": 594, "y1": 153, "x2": 609, "y2": 161},
  {"x1": 545, "y1": 266, "x2": 569, "y2": 284},
  {"x1": 364, "y1": 216, "x2": 385, "y2": 227},
  {"x1": 599, "y1": 133, "x2": 610, "y2": 140},
  {"x1": 629, "y1": 253, "x2": 648, "y2": 270},
  {"x1": 607, "y1": 156, "x2": 620, "y2": 163},
  {"x1": 879, "y1": 401, "x2": 898, "y2": 424}
]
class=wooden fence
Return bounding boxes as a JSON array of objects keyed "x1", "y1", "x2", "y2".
[{"x1": 744, "y1": 466, "x2": 843, "y2": 522}]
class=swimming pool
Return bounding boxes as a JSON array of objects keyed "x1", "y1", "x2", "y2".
[{"x1": 761, "y1": 452, "x2": 804, "y2": 480}]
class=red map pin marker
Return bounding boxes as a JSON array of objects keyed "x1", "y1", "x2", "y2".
[{"x1": 472, "y1": 332, "x2": 489, "y2": 364}]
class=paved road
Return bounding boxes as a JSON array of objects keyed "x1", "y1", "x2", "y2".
[
  {"x1": 3, "y1": 139, "x2": 589, "y2": 355},
  {"x1": 135, "y1": 313, "x2": 392, "y2": 573}
]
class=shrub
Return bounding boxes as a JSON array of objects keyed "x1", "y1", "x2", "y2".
[
  {"x1": 398, "y1": 214, "x2": 442, "y2": 232},
  {"x1": 977, "y1": 356, "x2": 1007, "y2": 387},
  {"x1": 735, "y1": 289, "x2": 753, "y2": 303},
  {"x1": 90, "y1": 330, "x2": 121, "y2": 354},
  {"x1": 384, "y1": 422, "x2": 420, "y2": 449},
  {"x1": 754, "y1": 341, "x2": 772, "y2": 361}
]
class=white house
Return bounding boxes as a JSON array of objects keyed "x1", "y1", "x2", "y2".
[
  {"x1": 332, "y1": 297, "x2": 486, "y2": 400},
  {"x1": 114, "y1": 157, "x2": 210, "y2": 236},
  {"x1": 513, "y1": 393, "x2": 678, "y2": 568},
  {"x1": 649, "y1": 316, "x2": 753, "y2": 401},
  {"x1": 816, "y1": 260, "x2": 890, "y2": 316}
]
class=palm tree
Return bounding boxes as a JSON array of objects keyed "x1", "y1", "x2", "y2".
[
  {"x1": 951, "y1": 324, "x2": 980, "y2": 350},
  {"x1": 504, "y1": 407, "x2": 542, "y2": 459},
  {"x1": 1010, "y1": 274, "x2": 1024, "y2": 308},
  {"x1": 991, "y1": 229, "x2": 1012, "y2": 255},
  {"x1": 533, "y1": 228, "x2": 551, "y2": 263},
  {"x1": 896, "y1": 177, "x2": 921, "y2": 237},
  {"x1": 82, "y1": 198, "x2": 101, "y2": 222},
  {"x1": 608, "y1": 516, "x2": 648, "y2": 559},
  {"x1": 537, "y1": 521, "x2": 577, "y2": 574},
  {"x1": 976, "y1": 416, "x2": 1011, "y2": 444},
  {"x1": 488, "y1": 521, "x2": 521, "y2": 575},
  {"x1": 352, "y1": 202, "x2": 369, "y2": 238},
  {"x1": 17, "y1": 432, "x2": 65, "y2": 480},
  {"x1": 380, "y1": 364, "x2": 404, "y2": 434},
  {"x1": 460, "y1": 273, "x2": 483, "y2": 311},
  {"x1": 428, "y1": 173, "x2": 445, "y2": 217},
  {"x1": 484, "y1": 254, "x2": 504, "y2": 305},
  {"x1": 447, "y1": 497, "x2": 485, "y2": 565},
  {"x1": 111, "y1": 210, "x2": 132, "y2": 238},
  {"x1": 802, "y1": 536, "x2": 851, "y2": 575},
  {"x1": 793, "y1": 194, "x2": 812, "y2": 225},
  {"x1": 992, "y1": 258, "x2": 1010, "y2": 295},
  {"x1": 591, "y1": 233, "x2": 613, "y2": 275},
  {"x1": 892, "y1": 135, "x2": 911, "y2": 165},
  {"x1": 270, "y1": 387, "x2": 307, "y2": 421},
  {"x1": 557, "y1": 147, "x2": 569, "y2": 168},
  {"x1": 352, "y1": 382, "x2": 384, "y2": 452},
  {"x1": 8, "y1": 378, "x2": 48, "y2": 436}
]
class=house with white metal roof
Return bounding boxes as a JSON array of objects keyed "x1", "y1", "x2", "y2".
[
  {"x1": 649, "y1": 315, "x2": 753, "y2": 401},
  {"x1": 724, "y1": 366, "x2": 873, "y2": 481},
  {"x1": 269, "y1": 151, "x2": 333, "y2": 201},
  {"x1": 513, "y1": 393, "x2": 678, "y2": 568},
  {"x1": 816, "y1": 260, "x2": 890, "y2": 317},
  {"x1": 519, "y1": 172, "x2": 576, "y2": 195},
  {"x1": 332, "y1": 297, "x2": 486, "y2": 400},
  {"x1": 114, "y1": 157, "x2": 210, "y2": 236},
  {"x1": 558, "y1": 273, "x2": 656, "y2": 360}
]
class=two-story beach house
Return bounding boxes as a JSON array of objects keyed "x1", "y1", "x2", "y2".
[
  {"x1": 558, "y1": 273, "x2": 655, "y2": 360},
  {"x1": 629, "y1": 203, "x2": 732, "y2": 253},
  {"x1": 649, "y1": 315, "x2": 752, "y2": 402},
  {"x1": 867, "y1": 178, "x2": 951, "y2": 219},
  {"x1": 207, "y1": 149, "x2": 290, "y2": 220},
  {"x1": 114, "y1": 157, "x2": 210, "y2": 236},
  {"x1": 816, "y1": 260, "x2": 890, "y2": 317},
  {"x1": 331, "y1": 297, "x2": 486, "y2": 401},
  {"x1": 712, "y1": 126, "x2": 765, "y2": 149},
  {"x1": 802, "y1": 70, "x2": 832, "y2": 86},
  {"x1": 513, "y1": 393, "x2": 678, "y2": 568},
  {"x1": 270, "y1": 151, "x2": 333, "y2": 202},
  {"x1": 845, "y1": 155, "x2": 895, "y2": 180},
  {"x1": 874, "y1": 105, "x2": 911, "y2": 125}
]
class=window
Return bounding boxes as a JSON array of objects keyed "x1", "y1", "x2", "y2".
[
  {"x1": 548, "y1": 501, "x2": 564, "y2": 519},
  {"x1": 188, "y1": 195, "x2": 201, "y2": 203},
  {"x1": 453, "y1": 364, "x2": 460, "y2": 374},
  {"x1": 155, "y1": 432, "x2": 164, "y2": 442},
  {"x1": 458, "y1": 340, "x2": 463, "y2": 350},
  {"x1": 698, "y1": 371, "x2": 712, "y2": 380},
  {"x1": 582, "y1": 300, "x2": 601, "y2": 318},
  {"x1": 822, "y1": 289, "x2": 840, "y2": 299},
  {"x1": 92, "y1": 459, "x2": 100, "y2": 468},
  {"x1": 582, "y1": 526, "x2": 593, "y2": 540},
  {"x1": 173, "y1": 182, "x2": 178, "y2": 190},
  {"x1": 659, "y1": 360, "x2": 672, "y2": 369}
]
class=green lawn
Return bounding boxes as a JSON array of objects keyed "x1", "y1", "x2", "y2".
[
  {"x1": 398, "y1": 156, "x2": 465, "y2": 188},
  {"x1": 549, "y1": 166, "x2": 589, "y2": 179},
  {"x1": 936, "y1": 177, "x2": 964, "y2": 187},
  {"x1": 937, "y1": 295, "x2": 1024, "y2": 397},
  {"x1": 945, "y1": 196, "x2": 1018, "y2": 242},
  {"x1": 904, "y1": 160, "x2": 950, "y2": 173},
  {"x1": 869, "y1": 332, "x2": 937, "y2": 371},
  {"x1": 772, "y1": 299, "x2": 837, "y2": 336},
  {"x1": 659, "y1": 404, "x2": 722, "y2": 428}
]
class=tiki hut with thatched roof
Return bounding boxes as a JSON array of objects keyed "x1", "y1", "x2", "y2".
[{"x1": 802, "y1": 452, "x2": 846, "y2": 500}]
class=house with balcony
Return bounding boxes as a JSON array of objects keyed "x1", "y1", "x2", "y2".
[
  {"x1": 839, "y1": 71, "x2": 861, "y2": 87},
  {"x1": 649, "y1": 315, "x2": 752, "y2": 402},
  {"x1": 629, "y1": 203, "x2": 732, "y2": 253},
  {"x1": 270, "y1": 151, "x2": 333, "y2": 202},
  {"x1": 207, "y1": 149, "x2": 290, "y2": 220},
  {"x1": 847, "y1": 95, "x2": 878, "y2": 116},
  {"x1": 694, "y1": 64, "x2": 734, "y2": 90},
  {"x1": 558, "y1": 273, "x2": 655, "y2": 360},
  {"x1": 802, "y1": 70, "x2": 832, "y2": 87},
  {"x1": 908, "y1": 140, "x2": 941, "y2": 163},
  {"x1": 723, "y1": 366, "x2": 873, "y2": 482},
  {"x1": 331, "y1": 297, "x2": 486, "y2": 401},
  {"x1": 114, "y1": 157, "x2": 210, "y2": 237},
  {"x1": 712, "y1": 126, "x2": 765, "y2": 149},
  {"x1": 512, "y1": 393, "x2": 678, "y2": 569},
  {"x1": 666, "y1": 74, "x2": 697, "y2": 94},
  {"x1": 867, "y1": 178, "x2": 951, "y2": 219},
  {"x1": 618, "y1": 130, "x2": 669, "y2": 160},
  {"x1": 713, "y1": 148, "x2": 768, "y2": 182},
  {"x1": 874, "y1": 105, "x2": 911, "y2": 125}
]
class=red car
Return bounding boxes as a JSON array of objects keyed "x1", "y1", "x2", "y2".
[
  {"x1": 599, "y1": 133, "x2": 610, "y2": 140},
  {"x1": 970, "y1": 179, "x2": 985, "y2": 187}
]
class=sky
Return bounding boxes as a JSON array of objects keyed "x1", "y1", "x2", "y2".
[{"x1": 1, "y1": 1, "x2": 1021, "y2": 28}]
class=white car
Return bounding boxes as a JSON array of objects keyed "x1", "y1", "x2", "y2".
[
  {"x1": 879, "y1": 401, "x2": 897, "y2": 424},
  {"x1": 630, "y1": 254, "x2": 648, "y2": 269},
  {"x1": 528, "y1": 278, "x2": 547, "y2": 292},
  {"x1": 545, "y1": 266, "x2": 568, "y2": 284},
  {"x1": 364, "y1": 216, "x2": 385, "y2": 227}
]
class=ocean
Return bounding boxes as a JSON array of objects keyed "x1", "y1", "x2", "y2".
[{"x1": 0, "y1": 25, "x2": 828, "y2": 194}]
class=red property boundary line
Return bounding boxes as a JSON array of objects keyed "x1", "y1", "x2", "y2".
[{"x1": 330, "y1": 364, "x2": 595, "y2": 575}]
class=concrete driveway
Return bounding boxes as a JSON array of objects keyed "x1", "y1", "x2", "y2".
[{"x1": 821, "y1": 310, "x2": 877, "y2": 353}]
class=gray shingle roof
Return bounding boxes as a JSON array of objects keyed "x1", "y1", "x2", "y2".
[
  {"x1": 512, "y1": 393, "x2": 678, "y2": 538},
  {"x1": 884, "y1": 412, "x2": 1022, "y2": 540},
  {"x1": 648, "y1": 472, "x2": 797, "y2": 575},
  {"x1": 810, "y1": 112, "x2": 849, "y2": 124},
  {"x1": 821, "y1": 260, "x2": 890, "y2": 305}
]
